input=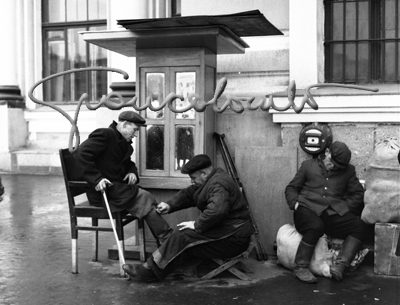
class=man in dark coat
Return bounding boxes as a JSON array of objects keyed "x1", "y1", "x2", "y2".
[
  {"x1": 285, "y1": 141, "x2": 365, "y2": 283},
  {"x1": 76, "y1": 111, "x2": 171, "y2": 242},
  {"x1": 122, "y1": 154, "x2": 254, "y2": 281}
]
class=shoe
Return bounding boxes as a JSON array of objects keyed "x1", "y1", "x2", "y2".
[
  {"x1": 293, "y1": 266, "x2": 317, "y2": 283},
  {"x1": 330, "y1": 236, "x2": 363, "y2": 282},
  {"x1": 293, "y1": 241, "x2": 318, "y2": 283},
  {"x1": 134, "y1": 264, "x2": 159, "y2": 282},
  {"x1": 122, "y1": 264, "x2": 137, "y2": 278},
  {"x1": 122, "y1": 263, "x2": 159, "y2": 282}
]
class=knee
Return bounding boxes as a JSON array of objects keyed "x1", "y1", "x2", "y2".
[
  {"x1": 310, "y1": 223, "x2": 325, "y2": 238},
  {"x1": 353, "y1": 218, "x2": 366, "y2": 237},
  {"x1": 298, "y1": 221, "x2": 325, "y2": 237}
]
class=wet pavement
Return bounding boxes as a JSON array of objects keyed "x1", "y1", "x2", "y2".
[{"x1": 0, "y1": 174, "x2": 399, "y2": 305}]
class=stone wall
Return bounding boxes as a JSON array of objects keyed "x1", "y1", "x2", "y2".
[{"x1": 282, "y1": 123, "x2": 400, "y2": 180}]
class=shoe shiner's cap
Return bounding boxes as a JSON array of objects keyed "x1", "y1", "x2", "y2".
[
  {"x1": 330, "y1": 141, "x2": 351, "y2": 168},
  {"x1": 181, "y1": 154, "x2": 212, "y2": 174},
  {"x1": 118, "y1": 111, "x2": 147, "y2": 126}
]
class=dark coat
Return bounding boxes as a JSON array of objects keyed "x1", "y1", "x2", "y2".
[
  {"x1": 152, "y1": 167, "x2": 254, "y2": 269},
  {"x1": 285, "y1": 156, "x2": 365, "y2": 216},
  {"x1": 167, "y1": 168, "x2": 253, "y2": 236},
  {"x1": 75, "y1": 121, "x2": 140, "y2": 212}
]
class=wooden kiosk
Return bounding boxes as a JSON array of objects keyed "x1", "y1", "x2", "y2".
[{"x1": 81, "y1": 11, "x2": 282, "y2": 257}]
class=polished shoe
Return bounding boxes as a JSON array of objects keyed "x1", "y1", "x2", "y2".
[
  {"x1": 134, "y1": 264, "x2": 159, "y2": 282},
  {"x1": 122, "y1": 264, "x2": 137, "y2": 278}
]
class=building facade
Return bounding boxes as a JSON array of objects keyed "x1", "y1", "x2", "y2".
[{"x1": 1, "y1": 0, "x2": 399, "y2": 255}]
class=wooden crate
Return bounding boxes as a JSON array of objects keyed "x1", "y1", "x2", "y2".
[{"x1": 374, "y1": 223, "x2": 400, "y2": 276}]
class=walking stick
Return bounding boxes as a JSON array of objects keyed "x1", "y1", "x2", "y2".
[
  {"x1": 214, "y1": 133, "x2": 268, "y2": 261},
  {"x1": 101, "y1": 190, "x2": 128, "y2": 278}
]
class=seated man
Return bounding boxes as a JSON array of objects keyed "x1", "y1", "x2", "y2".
[
  {"x1": 285, "y1": 141, "x2": 365, "y2": 283},
  {"x1": 76, "y1": 111, "x2": 171, "y2": 242},
  {"x1": 122, "y1": 154, "x2": 254, "y2": 281}
]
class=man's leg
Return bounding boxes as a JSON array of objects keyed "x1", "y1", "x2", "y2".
[
  {"x1": 323, "y1": 212, "x2": 365, "y2": 281},
  {"x1": 127, "y1": 189, "x2": 172, "y2": 242},
  {"x1": 149, "y1": 233, "x2": 250, "y2": 280},
  {"x1": 293, "y1": 206, "x2": 325, "y2": 283},
  {"x1": 124, "y1": 225, "x2": 250, "y2": 282}
]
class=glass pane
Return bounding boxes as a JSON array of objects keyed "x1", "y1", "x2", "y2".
[
  {"x1": 45, "y1": 0, "x2": 66, "y2": 23},
  {"x1": 67, "y1": 0, "x2": 87, "y2": 21},
  {"x1": 89, "y1": 25, "x2": 107, "y2": 101},
  {"x1": 44, "y1": 31, "x2": 65, "y2": 102},
  {"x1": 332, "y1": 44, "x2": 344, "y2": 82},
  {"x1": 345, "y1": 2, "x2": 356, "y2": 40},
  {"x1": 146, "y1": 125, "x2": 164, "y2": 170},
  {"x1": 345, "y1": 43, "x2": 356, "y2": 82},
  {"x1": 175, "y1": 126, "x2": 194, "y2": 170},
  {"x1": 333, "y1": 2, "x2": 344, "y2": 40},
  {"x1": 385, "y1": 0, "x2": 396, "y2": 39},
  {"x1": 67, "y1": 28, "x2": 87, "y2": 102},
  {"x1": 175, "y1": 72, "x2": 196, "y2": 120},
  {"x1": 146, "y1": 73, "x2": 165, "y2": 119},
  {"x1": 358, "y1": 42, "x2": 369, "y2": 83},
  {"x1": 88, "y1": 0, "x2": 107, "y2": 19},
  {"x1": 358, "y1": 2, "x2": 369, "y2": 39},
  {"x1": 384, "y1": 42, "x2": 396, "y2": 82}
]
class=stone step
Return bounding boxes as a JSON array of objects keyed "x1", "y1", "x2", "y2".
[{"x1": 10, "y1": 149, "x2": 62, "y2": 175}]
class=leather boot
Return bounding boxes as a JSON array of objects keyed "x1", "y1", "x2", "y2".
[
  {"x1": 330, "y1": 235, "x2": 363, "y2": 282},
  {"x1": 144, "y1": 208, "x2": 173, "y2": 245},
  {"x1": 293, "y1": 241, "x2": 318, "y2": 283}
]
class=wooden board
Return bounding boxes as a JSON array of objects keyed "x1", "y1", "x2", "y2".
[
  {"x1": 374, "y1": 223, "x2": 400, "y2": 276},
  {"x1": 235, "y1": 146, "x2": 297, "y2": 256}
]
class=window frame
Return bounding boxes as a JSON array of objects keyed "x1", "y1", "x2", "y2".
[
  {"x1": 139, "y1": 66, "x2": 202, "y2": 178},
  {"x1": 42, "y1": 0, "x2": 107, "y2": 104},
  {"x1": 324, "y1": 0, "x2": 400, "y2": 84}
]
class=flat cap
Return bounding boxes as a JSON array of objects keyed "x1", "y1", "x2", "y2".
[
  {"x1": 181, "y1": 154, "x2": 212, "y2": 174},
  {"x1": 330, "y1": 141, "x2": 351, "y2": 168},
  {"x1": 118, "y1": 111, "x2": 146, "y2": 126}
]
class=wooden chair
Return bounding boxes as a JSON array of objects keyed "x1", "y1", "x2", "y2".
[
  {"x1": 59, "y1": 148, "x2": 146, "y2": 277},
  {"x1": 201, "y1": 234, "x2": 256, "y2": 281}
]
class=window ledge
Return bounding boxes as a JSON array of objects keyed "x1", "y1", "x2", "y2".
[
  {"x1": 270, "y1": 92, "x2": 400, "y2": 123},
  {"x1": 139, "y1": 176, "x2": 191, "y2": 190}
]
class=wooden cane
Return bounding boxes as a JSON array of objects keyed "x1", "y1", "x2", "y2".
[{"x1": 101, "y1": 190, "x2": 128, "y2": 278}]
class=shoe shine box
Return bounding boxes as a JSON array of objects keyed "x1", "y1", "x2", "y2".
[{"x1": 374, "y1": 223, "x2": 400, "y2": 276}]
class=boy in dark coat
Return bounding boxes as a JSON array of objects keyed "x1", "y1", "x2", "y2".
[
  {"x1": 285, "y1": 141, "x2": 365, "y2": 283},
  {"x1": 123, "y1": 154, "x2": 254, "y2": 281},
  {"x1": 76, "y1": 111, "x2": 171, "y2": 242}
]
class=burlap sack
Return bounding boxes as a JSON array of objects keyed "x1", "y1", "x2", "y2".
[
  {"x1": 276, "y1": 224, "x2": 333, "y2": 278},
  {"x1": 361, "y1": 138, "x2": 400, "y2": 224}
]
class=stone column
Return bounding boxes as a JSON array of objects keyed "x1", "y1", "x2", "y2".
[
  {"x1": 289, "y1": 0, "x2": 324, "y2": 88},
  {"x1": 0, "y1": 0, "x2": 28, "y2": 171},
  {"x1": 108, "y1": 0, "x2": 148, "y2": 87}
]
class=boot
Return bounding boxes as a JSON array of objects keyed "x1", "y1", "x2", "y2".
[
  {"x1": 122, "y1": 263, "x2": 159, "y2": 282},
  {"x1": 144, "y1": 208, "x2": 173, "y2": 245},
  {"x1": 330, "y1": 235, "x2": 363, "y2": 282},
  {"x1": 293, "y1": 241, "x2": 318, "y2": 283}
]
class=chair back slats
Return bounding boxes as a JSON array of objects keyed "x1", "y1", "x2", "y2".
[{"x1": 59, "y1": 149, "x2": 87, "y2": 198}]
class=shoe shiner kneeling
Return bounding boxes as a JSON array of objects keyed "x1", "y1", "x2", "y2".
[
  {"x1": 123, "y1": 154, "x2": 254, "y2": 281},
  {"x1": 284, "y1": 141, "x2": 366, "y2": 283}
]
